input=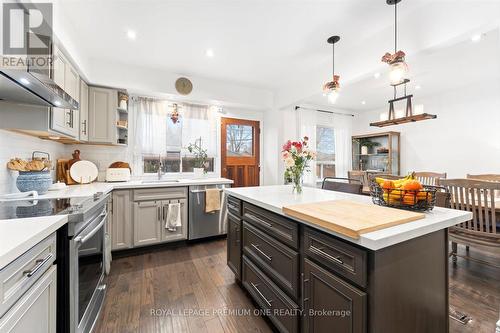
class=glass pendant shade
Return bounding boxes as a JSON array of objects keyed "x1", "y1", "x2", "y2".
[
  {"x1": 389, "y1": 61, "x2": 409, "y2": 85},
  {"x1": 327, "y1": 89, "x2": 339, "y2": 104}
]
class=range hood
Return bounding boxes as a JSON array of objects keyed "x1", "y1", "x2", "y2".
[{"x1": 0, "y1": 68, "x2": 79, "y2": 110}]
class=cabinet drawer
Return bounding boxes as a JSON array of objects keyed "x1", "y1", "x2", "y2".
[
  {"x1": 242, "y1": 256, "x2": 299, "y2": 333},
  {"x1": 227, "y1": 196, "x2": 242, "y2": 217},
  {"x1": 0, "y1": 233, "x2": 56, "y2": 318},
  {"x1": 243, "y1": 222, "x2": 299, "y2": 300},
  {"x1": 304, "y1": 227, "x2": 367, "y2": 288},
  {"x1": 243, "y1": 203, "x2": 298, "y2": 249},
  {"x1": 227, "y1": 213, "x2": 242, "y2": 279},
  {"x1": 133, "y1": 187, "x2": 187, "y2": 201}
]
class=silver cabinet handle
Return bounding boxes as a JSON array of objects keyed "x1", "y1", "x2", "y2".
[
  {"x1": 251, "y1": 243, "x2": 272, "y2": 261},
  {"x1": 163, "y1": 205, "x2": 167, "y2": 223},
  {"x1": 309, "y1": 245, "x2": 344, "y2": 265},
  {"x1": 245, "y1": 213, "x2": 272, "y2": 229},
  {"x1": 23, "y1": 253, "x2": 53, "y2": 277},
  {"x1": 157, "y1": 206, "x2": 161, "y2": 222},
  {"x1": 250, "y1": 282, "x2": 273, "y2": 307},
  {"x1": 301, "y1": 272, "x2": 309, "y2": 308},
  {"x1": 82, "y1": 120, "x2": 87, "y2": 134}
]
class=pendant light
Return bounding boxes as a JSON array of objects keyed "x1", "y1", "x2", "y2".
[
  {"x1": 370, "y1": 0, "x2": 437, "y2": 127},
  {"x1": 323, "y1": 36, "x2": 341, "y2": 104},
  {"x1": 382, "y1": 0, "x2": 409, "y2": 86}
]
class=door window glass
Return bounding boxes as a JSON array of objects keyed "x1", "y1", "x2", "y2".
[{"x1": 226, "y1": 125, "x2": 253, "y2": 156}]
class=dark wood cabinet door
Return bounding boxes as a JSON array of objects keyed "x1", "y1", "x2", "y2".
[
  {"x1": 303, "y1": 258, "x2": 366, "y2": 333},
  {"x1": 227, "y1": 213, "x2": 242, "y2": 279}
]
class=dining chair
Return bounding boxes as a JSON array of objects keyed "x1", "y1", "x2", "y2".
[
  {"x1": 440, "y1": 179, "x2": 500, "y2": 267},
  {"x1": 322, "y1": 177, "x2": 363, "y2": 195},
  {"x1": 466, "y1": 174, "x2": 500, "y2": 182},
  {"x1": 414, "y1": 171, "x2": 447, "y2": 186},
  {"x1": 348, "y1": 170, "x2": 366, "y2": 186}
]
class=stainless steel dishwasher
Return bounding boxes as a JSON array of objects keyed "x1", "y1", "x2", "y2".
[{"x1": 188, "y1": 183, "x2": 230, "y2": 239}]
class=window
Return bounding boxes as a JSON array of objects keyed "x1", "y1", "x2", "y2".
[
  {"x1": 136, "y1": 100, "x2": 217, "y2": 174},
  {"x1": 226, "y1": 124, "x2": 253, "y2": 156},
  {"x1": 316, "y1": 126, "x2": 335, "y2": 179}
]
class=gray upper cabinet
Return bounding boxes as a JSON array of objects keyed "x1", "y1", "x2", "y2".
[
  {"x1": 79, "y1": 80, "x2": 89, "y2": 141},
  {"x1": 112, "y1": 190, "x2": 133, "y2": 250},
  {"x1": 50, "y1": 46, "x2": 80, "y2": 138},
  {"x1": 88, "y1": 86, "x2": 117, "y2": 144},
  {"x1": 133, "y1": 201, "x2": 163, "y2": 246}
]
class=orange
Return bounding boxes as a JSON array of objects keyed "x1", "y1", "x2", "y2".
[
  {"x1": 381, "y1": 180, "x2": 395, "y2": 190},
  {"x1": 401, "y1": 180, "x2": 423, "y2": 191}
]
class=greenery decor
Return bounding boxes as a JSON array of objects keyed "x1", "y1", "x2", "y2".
[{"x1": 187, "y1": 139, "x2": 208, "y2": 171}]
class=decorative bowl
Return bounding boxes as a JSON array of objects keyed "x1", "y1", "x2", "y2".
[
  {"x1": 370, "y1": 181, "x2": 437, "y2": 211},
  {"x1": 16, "y1": 170, "x2": 52, "y2": 194}
]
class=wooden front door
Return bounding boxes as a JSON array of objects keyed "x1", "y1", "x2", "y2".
[{"x1": 221, "y1": 117, "x2": 260, "y2": 187}]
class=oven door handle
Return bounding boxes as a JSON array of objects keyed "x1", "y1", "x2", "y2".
[{"x1": 74, "y1": 211, "x2": 107, "y2": 244}]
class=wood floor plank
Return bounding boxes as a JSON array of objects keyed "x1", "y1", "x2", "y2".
[{"x1": 94, "y1": 239, "x2": 499, "y2": 333}]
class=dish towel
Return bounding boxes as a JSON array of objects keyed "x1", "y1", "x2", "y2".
[
  {"x1": 205, "y1": 188, "x2": 221, "y2": 213},
  {"x1": 165, "y1": 202, "x2": 182, "y2": 231}
]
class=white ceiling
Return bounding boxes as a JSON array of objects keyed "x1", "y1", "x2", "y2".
[
  {"x1": 56, "y1": 0, "x2": 500, "y2": 108},
  {"x1": 58, "y1": 0, "x2": 422, "y2": 89}
]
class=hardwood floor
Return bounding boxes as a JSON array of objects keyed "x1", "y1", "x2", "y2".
[{"x1": 94, "y1": 239, "x2": 499, "y2": 333}]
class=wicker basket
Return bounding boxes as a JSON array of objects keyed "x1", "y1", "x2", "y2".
[{"x1": 370, "y1": 180, "x2": 438, "y2": 211}]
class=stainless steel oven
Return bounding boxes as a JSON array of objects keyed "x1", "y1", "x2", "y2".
[{"x1": 69, "y1": 204, "x2": 107, "y2": 333}]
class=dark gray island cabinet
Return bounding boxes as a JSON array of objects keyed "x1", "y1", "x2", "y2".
[{"x1": 225, "y1": 189, "x2": 469, "y2": 333}]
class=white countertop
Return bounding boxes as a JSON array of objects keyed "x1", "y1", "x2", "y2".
[
  {"x1": 0, "y1": 215, "x2": 67, "y2": 270},
  {"x1": 225, "y1": 185, "x2": 472, "y2": 250},
  {"x1": 37, "y1": 177, "x2": 233, "y2": 199}
]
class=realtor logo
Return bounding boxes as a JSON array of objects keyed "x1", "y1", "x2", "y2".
[{"x1": 2, "y1": 2, "x2": 52, "y2": 55}]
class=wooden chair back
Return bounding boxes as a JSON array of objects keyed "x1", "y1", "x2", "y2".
[
  {"x1": 347, "y1": 170, "x2": 366, "y2": 186},
  {"x1": 414, "y1": 172, "x2": 447, "y2": 186},
  {"x1": 322, "y1": 177, "x2": 363, "y2": 195},
  {"x1": 466, "y1": 174, "x2": 500, "y2": 182},
  {"x1": 440, "y1": 179, "x2": 500, "y2": 235}
]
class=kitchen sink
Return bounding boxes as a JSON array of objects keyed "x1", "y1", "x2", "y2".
[{"x1": 141, "y1": 179, "x2": 180, "y2": 184}]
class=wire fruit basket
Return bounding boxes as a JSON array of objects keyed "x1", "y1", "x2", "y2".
[{"x1": 370, "y1": 180, "x2": 438, "y2": 211}]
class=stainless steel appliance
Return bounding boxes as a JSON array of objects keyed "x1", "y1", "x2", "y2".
[
  {"x1": 0, "y1": 193, "x2": 108, "y2": 333},
  {"x1": 0, "y1": 30, "x2": 79, "y2": 110},
  {"x1": 188, "y1": 184, "x2": 230, "y2": 240}
]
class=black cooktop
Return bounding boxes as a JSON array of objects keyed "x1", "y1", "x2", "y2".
[{"x1": 0, "y1": 197, "x2": 90, "y2": 220}]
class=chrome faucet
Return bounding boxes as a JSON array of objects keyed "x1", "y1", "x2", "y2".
[{"x1": 157, "y1": 154, "x2": 163, "y2": 180}]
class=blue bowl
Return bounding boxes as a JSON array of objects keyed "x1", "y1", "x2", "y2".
[{"x1": 16, "y1": 171, "x2": 52, "y2": 194}]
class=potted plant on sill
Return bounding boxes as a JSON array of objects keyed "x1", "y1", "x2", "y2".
[{"x1": 187, "y1": 138, "x2": 209, "y2": 178}]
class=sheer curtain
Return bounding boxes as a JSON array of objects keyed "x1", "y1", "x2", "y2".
[
  {"x1": 296, "y1": 108, "x2": 318, "y2": 186},
  {"x1": 182, "y1": 103, "x2": 217, "y2": 157},
  {"x1": 333, "y1": 113, "x2": 353, "y2": 178},
  {"x1": 132, "y1": 97, "x2": 169, "y2": 174}
]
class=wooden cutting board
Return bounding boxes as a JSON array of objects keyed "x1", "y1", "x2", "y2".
[{"x1": 282, "y1": 200, "x2": 425, "y2": 239}]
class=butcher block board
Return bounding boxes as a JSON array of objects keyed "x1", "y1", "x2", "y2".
[{"x1": 282, "y1": 200, "x2": 425, "y2": 239}]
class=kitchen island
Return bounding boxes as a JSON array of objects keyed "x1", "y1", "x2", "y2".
[{"x1": 224, "y1": 185, "x2": 472, "y2": 333}]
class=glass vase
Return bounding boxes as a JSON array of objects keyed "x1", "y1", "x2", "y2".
[{"x1": 291, "y1": 172, "x2": 303, "y2": 194}]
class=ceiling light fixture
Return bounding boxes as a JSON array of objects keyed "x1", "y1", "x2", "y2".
[
  {"x1": 19, "y1": 78, "x2": 30, "y2": 85},
  {"x1": 361, "y1": 101, "x2": 366, "y2": 105},
  {"x1": 54, "y1": 101, "x2": 61, "y2": 106},
  {"x1": 415, "y1": 84, "x2": 421, "y2": 90},
  {"x1": 323, "y1": 35, "x2": 341, "y2": 104},
  {"x1": 374, "y1": 72, "x2": 381, "y2": 79},
  {"x1": 381, "y1": 0, "x2": 409, "y2": 86},
  {"x1": 205, "y1": 49, "x2": 214, "y2": 57},
  {"x1": 471, "y1": 34, "x2": 482, "y2": 42},
  {"x1": 127, "y1": 30, "x2": 137, "y2": 40},
  {"x1": 370, "y1": 0, "x2": 436, "y2": 128}
]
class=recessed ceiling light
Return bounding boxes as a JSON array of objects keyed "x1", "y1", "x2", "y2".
[
  {"x1": 19, "y1": 78, "x2": 30, "y2": 85},
  {"x1": 415, "y1": 85, "x2": 421, "y2": 90},
  {"x1": 374, "y1": 72, "x2": 381, "y2": 79},
  {"x1": 54, "y1": 101, "x2": 61, "y2": 106},
  {"x1": 361, "y1": 101, "x2": 366, "y2": 105},
  {"x1": 471, "y1": 34, "x2": 481, "y2": 42},
  {"x1": 127, "y1": 30, "x2": 137, "y2": 40},
  {"x1": 205, "y1": 49, "x2": 214, "y2": 57}
]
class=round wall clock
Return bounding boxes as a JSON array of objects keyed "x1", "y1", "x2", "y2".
[{"x1": 175, "y1": 77, "x2": 193, "y2": 95}]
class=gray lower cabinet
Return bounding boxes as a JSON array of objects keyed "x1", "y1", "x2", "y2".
[
  {"x1": 302, "y1": 258, "x2": 366, "y2": 333},
  {"x1": 0, "y1": 265, "x2": 57, "y2": 333},
  {"x1": 133, "y1": 200, "x2": 162, "y2": 246},
  {"x1": 112, "y1": 190, "x2": 133, "y2": 250}
]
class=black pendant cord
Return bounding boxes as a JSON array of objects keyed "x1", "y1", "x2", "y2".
[
  {"x1": 394, "y1": 0, "x2": 398, "y2": 53},
  {"x1": 332, "y1": 42, "x2": 335, "y2": 77}
]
